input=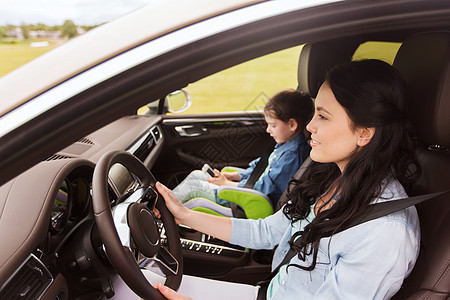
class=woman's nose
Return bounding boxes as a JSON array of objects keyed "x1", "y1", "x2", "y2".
[
  {"x1": 306, "y1": 119, "x2": 315, "y2": 134},
  {"x1": 266, "y1": 125, "x2": 271, "y2": 133}
]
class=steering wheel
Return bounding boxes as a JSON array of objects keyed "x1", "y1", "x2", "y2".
[{"x1": 92, "y1": 150, "x2": 183, "y2": 299}]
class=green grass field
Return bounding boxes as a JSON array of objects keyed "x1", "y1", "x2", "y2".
[
  {"x1": 0, "y1": 41, "x2": 60, "y2": 77},
  {"x1": 186, "y1": 45, "x2": 303, "y2": 113}
]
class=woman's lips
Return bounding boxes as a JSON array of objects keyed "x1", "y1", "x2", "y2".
[{"x1": 310, "y1": 138, "x2": 320, "y2": 147}]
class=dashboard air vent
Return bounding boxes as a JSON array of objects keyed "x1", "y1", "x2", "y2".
[
  {"x1": 127, "y1": 125, "x2": 162, "y2": 161},
  {"x1": 77, "y1": 137, "x2": 94, "y2": 145},
  {"x1": 133, "y1": 133, "x2": 155, "y2": 161},
  {"x1": 151, "y1": 126, "x2": 161, "y2": 143},
  {"x1": 108, "y1": 186, "x2": 118, "y2": 205},
  {"x1": 46, "y1": 154, "x2": 74, "y2": 161},
  {"x1": 0, "y1": 254, "x2": 52, "y2": 300}
]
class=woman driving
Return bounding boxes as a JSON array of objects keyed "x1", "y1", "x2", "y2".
[{"x1": 151, "y1": 59, "x2": 420, "y2": 299}]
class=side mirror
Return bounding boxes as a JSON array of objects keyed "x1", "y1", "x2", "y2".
[{"x1": 165, "y1": 89, "x2": 192, "y2": 113}]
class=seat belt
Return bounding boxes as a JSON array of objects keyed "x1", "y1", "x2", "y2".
[
  {"x1": 275, "y1": 157, "x2": 312, "y2": 211},
  {"x1": 230, "y1": 145, "x2": 274, "y2": 218},
  {"x1": 243, "y1": 147, "x2": 273, "y2": 189},
  {"x1": 256, "y1": 189, "x2": 450, "y2": 299}
]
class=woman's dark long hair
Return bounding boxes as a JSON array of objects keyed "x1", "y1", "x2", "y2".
[{"x1": 283, "y1": 59, "x2": 418, "y2": 271}]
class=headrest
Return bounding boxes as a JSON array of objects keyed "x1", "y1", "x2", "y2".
[
  {"x1": 393, "y1": 31, "x2": 450, "y2": 148},
  {"x1": 297, "y1": 39, "x2": 359, "y2": 97}
]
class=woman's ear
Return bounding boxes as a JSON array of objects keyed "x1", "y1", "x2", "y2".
[
  {"x1": 356, "y1": 127, "x2": 375, "y2": 147},
  {"x1": 288, "y1": 118, "x2": 299, "y2": 133}
]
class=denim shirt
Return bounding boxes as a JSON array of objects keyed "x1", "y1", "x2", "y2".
[
  {"x1": 237, "y1": 133, "x2": 310, "y2": 207},
  {"x1": 230, "y1": 178, "x2": 421, "y2": 300}
]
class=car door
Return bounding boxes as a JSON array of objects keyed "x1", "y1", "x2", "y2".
[{"x1": 154, "y1": 111, "x2": 274, "y2": 188}]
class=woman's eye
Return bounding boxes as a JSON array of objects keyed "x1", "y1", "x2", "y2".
[{"x1": 318, "y1": 114, "x2": 327, "y2": 120}]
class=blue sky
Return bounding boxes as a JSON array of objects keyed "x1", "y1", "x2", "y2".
[{"x1": 0, "y1": 0, "x2": 159, "y2": 26}]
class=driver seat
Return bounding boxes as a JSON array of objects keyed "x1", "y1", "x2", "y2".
[{"x1": 392, "y1": 31, "x2": 450, "y2": 299}]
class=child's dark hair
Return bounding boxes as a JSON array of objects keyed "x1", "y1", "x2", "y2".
[{"x1": 264, "y1": 89, "x2": 314, "y2": 130}]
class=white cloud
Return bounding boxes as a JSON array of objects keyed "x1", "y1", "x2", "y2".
[{"x1": 0, "y1": 0, "x2": 158, "y2": 26}]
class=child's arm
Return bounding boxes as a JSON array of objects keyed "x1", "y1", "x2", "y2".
[
  {"x1": 207, "y1": 169, "x2": 239, "y2": 187},
  {"x1": 222, "y1": 171, "x2": 241, "y2": 181}
]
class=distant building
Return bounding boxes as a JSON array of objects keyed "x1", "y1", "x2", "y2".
[
  {"x1": 77, "y1": 27, "x2": 86, "y2": 35},
  {"x1": 6, "y1": 28, "x2": 24, "y2": 40},
  {"x1": 5, "y1": 28, "x2": 63, "y2": 40}
]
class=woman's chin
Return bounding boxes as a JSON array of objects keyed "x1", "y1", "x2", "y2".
[{"x1": 309, "y1": 152, "x2": 328, "y2": 164}]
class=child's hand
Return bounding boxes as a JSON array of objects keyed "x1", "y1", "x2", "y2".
[
  {"x1": 207, "y1": 169, "x2": 229, "y2": 186},
  {"x1": 222, "y1": 171, "x2": 241, "y2": 182},
  {"x1": 207, "y1": 170, "x2": 239, "y2": 187}
]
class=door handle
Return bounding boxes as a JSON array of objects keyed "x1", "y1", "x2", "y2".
[{"x1": 174, "y1": 125, "x2": 207, "y2": 137}]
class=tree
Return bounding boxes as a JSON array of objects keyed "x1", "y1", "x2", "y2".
[
  {"x1": 30, "y1": 23, "x2": 48, "y2": 31},
  {"x1": 0, "y1": 27, "x2": 7, "y2": 39},
  {"x1": 36, "y1": 23, "x2": 48, "y2": 31},
  {"x1": 61, "y1": 20, "x2": 77, "y2": 39},
  {"x1": 20, "y1": 24, "x2": 30, "y2": 40}
]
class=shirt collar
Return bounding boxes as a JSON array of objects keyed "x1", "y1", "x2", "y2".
[{"x1": 275, "y1": 132, "x2": 306, "y2": 151}]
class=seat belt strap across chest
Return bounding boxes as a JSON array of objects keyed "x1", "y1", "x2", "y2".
[
  {"x1": 256, "y1": 189, "x2": 450, "y2": 299},
  {"x1": 231, "y1": 145, "x2": 273, "y2": 218},
  {"x1": 243, "y1": 147, "x2": 273, "y2": 189}
]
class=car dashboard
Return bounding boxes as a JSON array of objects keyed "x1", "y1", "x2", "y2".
[
  {"x1": 0, "y1": 114, "x2": 259, "y2": 300},
  {"x1": 0, "y1": 114, "x2": 163, "y2": 298}
]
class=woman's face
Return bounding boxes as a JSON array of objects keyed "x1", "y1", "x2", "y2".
[{"x1": 306, "y1": 82, "x2": 362, "y2": 172}]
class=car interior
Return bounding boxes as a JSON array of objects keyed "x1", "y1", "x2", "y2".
[
  {"x1": 0, "y1": 8, "x2": 449, "y2": 300},
  {"x1": 391, "y1": 31, "x2": 450, "y2": 300}
]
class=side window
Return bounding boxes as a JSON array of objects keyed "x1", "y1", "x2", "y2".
[
  {"x1": 180, "y1": 45, "x2": 303, "y2": 114},
  {"x1": 138, "y1": 42, "x2": 399, "y2": 116},
  {"x1": 352, "y1": 41, "x2": 402, "y2": 65}
]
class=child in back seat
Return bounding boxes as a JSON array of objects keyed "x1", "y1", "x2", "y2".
[{"x1": 172, "y1": 89, "x2": 314, "y2": 208}]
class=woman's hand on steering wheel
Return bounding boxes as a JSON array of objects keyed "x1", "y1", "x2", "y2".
[{"x1": 155, "y1": 182, "x2": 191, "y2": 225}]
